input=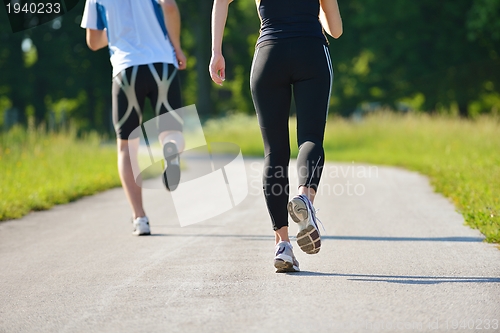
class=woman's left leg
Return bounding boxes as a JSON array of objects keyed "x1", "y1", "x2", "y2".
[{"x1": 251, "y1": 42, "x2": 300, "y2": 273}]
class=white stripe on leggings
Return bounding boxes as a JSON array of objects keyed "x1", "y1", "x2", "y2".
[
  {"x1": 250, "y1": 47, "x2": 260, "y2": 86},
  {"x1": 322, "y1": 45, "x2": 333, "y2": 120}
]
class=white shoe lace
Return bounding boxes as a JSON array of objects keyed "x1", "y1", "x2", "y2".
[
  {"x1": 301, "y1": 195, "x2": 326, "y2": 234},
  {"x1": 313, "y1": 208, "x2": 327, "y2": 233}
]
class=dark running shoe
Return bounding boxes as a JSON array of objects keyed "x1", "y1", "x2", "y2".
[
  {"x1": 287, "y1": 194, "x2": 321, "y2": 254},
  {"x1": 162, "y1": 142, "x2": 181, "y2": 191}
]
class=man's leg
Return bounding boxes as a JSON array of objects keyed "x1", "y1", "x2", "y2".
[
  {"x1": 112, "y1": 65, "x2": 152, "y2": 235},
  {"x1": 147, "y1": 63, "x2": 184, "y2": 191},
  {"x1": 159, "y1": 130, "x2": 185, "y2": 153},
  {"x1": 158, "y1": 130, "x2": 184, "y2": 191},
  {"x1": 117, "y1": 137, "x2": 146, "y2": 219}
]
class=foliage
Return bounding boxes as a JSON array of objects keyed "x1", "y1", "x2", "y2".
[
  {"x1": 0, "y1": 7, "x2": 112, "y2": 132},
  {"x1": 333, "y1": 0, "x2": 500, "y2": 116},
  {"x1": 0, "y1": 0, "x2": 499, "y2": 130}
]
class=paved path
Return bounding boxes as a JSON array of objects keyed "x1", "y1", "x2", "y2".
[{"x1": 0, "y1": 158, "x2": 499, "y2": 333}]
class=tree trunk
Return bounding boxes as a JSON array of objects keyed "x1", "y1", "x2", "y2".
[
  {"x1": 458, "y1": 104, "x2": 468, "y2": 118},
  {"x1": 194, "y1": 1, "x2": 213, "y2": 117},
  {"x1": 9, "y1": 36, "x2": 28, "y2": 125}
]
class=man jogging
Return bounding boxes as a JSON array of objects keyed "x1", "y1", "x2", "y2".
[{"x1": 81, "y1": 0, "x2": 187, "y2": 236}]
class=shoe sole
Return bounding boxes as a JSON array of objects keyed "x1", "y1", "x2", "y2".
[
  {"x1": 162, "y1": 143, "x2": 180, "y2": 191},
  {"x1": 133, "y1": 226, "x2": 151, "y2": 236},
  {"x1": 287, "y1": 197, "x2": 308, "y2": 223},
  {"x1": 274, "y1": 259, "x2": 300, "y2": 273},
  {"x1": 297, "y1": 225, "x2": 321, "y2": 254},
  {"x1": 288, "y1": 197, "x2": 321, "y2": 254},
  {"x1": 133, "y1": 231, "x2": 151, "y2": 236}
]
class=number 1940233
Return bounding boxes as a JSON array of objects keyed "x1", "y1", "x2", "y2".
[{"x1": 6, "y1": 2, "x2": 61, "y2": 14}]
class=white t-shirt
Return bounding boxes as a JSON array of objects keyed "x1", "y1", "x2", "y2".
[{"x1": 81, "y1": 0, "x2": 178, "y2": 77}]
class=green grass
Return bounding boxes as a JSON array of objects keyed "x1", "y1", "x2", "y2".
[
  {"x1": 0, "y1": 126, "x2": 121, "y2": 220},
  {"x1": 204, "y1": 113, "x2": 500, "y2": 243}
]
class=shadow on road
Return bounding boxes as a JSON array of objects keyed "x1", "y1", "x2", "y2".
[
  {"x1": 324, "y1": 236, "x2": 484, "y2": 242},
  {"x1": 162, "y1": 233, "x2": 485, "y2": 243},
  {"x1": 285, "y1": 271, "x2": 500, "y2": 284}
]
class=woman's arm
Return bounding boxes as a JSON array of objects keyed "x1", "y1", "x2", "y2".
[
  {"x1": 319, "y1": 0, "x2": 343, "y2": 39},
  {"x1": 160, "y1": 0, "x2": 186, "y2": 70},
  {"x1": 86, "y1": 28, "x2": 108, "y2": 51},
  {"x1": 209, "y1": 0, "x2": 233, "y2": 85}
]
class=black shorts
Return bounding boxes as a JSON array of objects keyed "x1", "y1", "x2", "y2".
[{"x1": 112, "y1": 63, "x2": 182, "y2": 140}]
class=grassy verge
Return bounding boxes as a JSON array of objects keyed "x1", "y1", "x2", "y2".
[
  {"x1": 0, "y1": 126, "x2": 121, "y2": 220},
  {"x1": 204, "y1": 113, "x2": 500, "y2": 243}
]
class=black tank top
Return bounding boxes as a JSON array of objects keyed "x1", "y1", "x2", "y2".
[{"x1": 256, "y1": 0, "x2": 327, "y2": 45}]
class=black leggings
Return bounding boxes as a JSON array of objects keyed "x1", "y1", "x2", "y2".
[{"x1": 250, "y1": 37, "x2": 333, "y2": 231}]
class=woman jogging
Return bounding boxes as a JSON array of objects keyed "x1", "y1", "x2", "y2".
[{"x1": 210, "y1": 0, "x2": 342, "y2": 272}]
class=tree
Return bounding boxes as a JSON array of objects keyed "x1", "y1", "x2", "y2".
[
  {"x1": 331, "y1": 0, "x2": 500, "y2": 116},
  {"x1": 1, "y1": 0, "x2": 499, "y2": 132}
]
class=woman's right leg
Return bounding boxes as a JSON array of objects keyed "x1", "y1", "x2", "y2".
[{"x1": 251, "y1": 43, "x2": 300, "y2": 272}]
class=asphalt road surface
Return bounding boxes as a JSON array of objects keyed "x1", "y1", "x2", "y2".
[{"x1": 1, "y1": 157, "x2": 499, "y2": 333}]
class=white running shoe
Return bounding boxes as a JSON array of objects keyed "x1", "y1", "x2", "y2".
[
  {"x1": 274, "y1": 241, "x2": 300, "y2": 273},
  {"x1": 132, "y1": 216, "x2": 151, "y2": 236},
  {"x1": 287, "y1": 194, "x2": 321, "y2": 254}
]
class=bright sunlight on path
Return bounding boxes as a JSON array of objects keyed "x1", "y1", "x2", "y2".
[{"x1": 0, "y1": 158, "x2": 499, "y2": 333}]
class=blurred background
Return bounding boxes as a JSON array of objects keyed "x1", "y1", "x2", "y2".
[
  {"x1": 1, "y1": 0, "x2": 499, "y2": 243},
  {"x1": 1, "y1": 0, "x2": 499, "y2": 132}
]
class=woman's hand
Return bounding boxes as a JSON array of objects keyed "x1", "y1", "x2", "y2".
[
  {"x1": 209, "y1": 52, "x2": 226, "y2": 85},
  {"x1": 210, "y1": 0, "x2": 232, "y2": 85}
]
